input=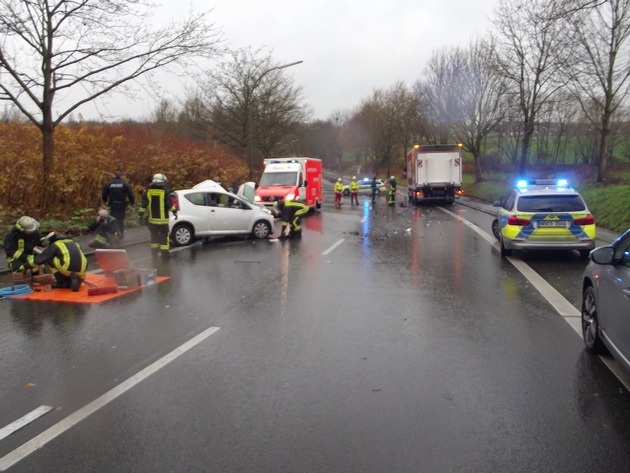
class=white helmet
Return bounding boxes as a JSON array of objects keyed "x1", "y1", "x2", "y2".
[
  {"x1": 352, "y1": 176, "x2": 356, "y2": 180},
  {"x1": 16, "y1": 216, "x2": 39, "y2": 233},
  {"x1": 152, "y1": 173, "x2": 167, "y2": 183},
  {"x1": 337, "y1": 178, "x2": 342, "y2": 182}
]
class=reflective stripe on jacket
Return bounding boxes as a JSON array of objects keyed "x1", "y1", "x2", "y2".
[
  {"x1": 141, "y1": 187, "x2": 174, "y2": 224},
  {"x1": 34, "y1": 239, "x2": 87, "y2": 278}
]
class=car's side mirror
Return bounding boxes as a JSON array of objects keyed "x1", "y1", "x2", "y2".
[{"x1": 590, "y1": 246, "x2": 614, "y2": 265}]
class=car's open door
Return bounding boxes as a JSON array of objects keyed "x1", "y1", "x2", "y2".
[{"x1": 237, "y1": 182, "x2": 257, "y2": 204}]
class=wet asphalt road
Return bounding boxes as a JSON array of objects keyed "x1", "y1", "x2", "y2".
[{"x1": 1, "y1": 193, "x2": 630, "y2": 472}]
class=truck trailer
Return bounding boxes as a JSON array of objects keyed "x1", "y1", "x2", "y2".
[
  {"x1": 406, "y1": 144, "x2": 464, "y2": 204},
  {"x1": 255, "y1": 157, "x2": 323, "y2": 209}
]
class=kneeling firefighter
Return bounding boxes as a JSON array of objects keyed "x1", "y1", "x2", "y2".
[
  {"x1": 276, "y1": 199, "x2": 309, "y2": 239},
  {"x1": 3, "y1": 216, "x2": 44, "y2": 274},
  {"x1": 34, "y1": 232, "x2": 87, "y2": 292}
]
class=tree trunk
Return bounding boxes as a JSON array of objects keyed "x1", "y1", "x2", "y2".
[
  {"x1": 41, "y1": 121, "x2": 55, "y2": 180},
  {"x1": 519, "y1": 121, "x2": 534, "y2": 176},
  {"x1": 596, "y1": 111, "x2": 611, "y2": 183},
  {"x1": 474, "y1": 151, "x2": 483, "y2": 182}
]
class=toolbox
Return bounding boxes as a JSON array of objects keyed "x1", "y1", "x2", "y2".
[
  {"x1": 114, "y1": 269, "x2": 140, "y2": 290},
  {"x1": 136, "y1": 268, "x2": 157, "y2": 286}
]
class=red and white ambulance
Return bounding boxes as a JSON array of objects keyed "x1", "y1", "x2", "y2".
[{"x1": 255, "y1": 157, "x2": 323, "y2": 209}]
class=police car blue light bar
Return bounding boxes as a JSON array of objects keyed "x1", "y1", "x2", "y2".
[{"x1": 516, "y1": 178, "x2": 570, "y2": 188}]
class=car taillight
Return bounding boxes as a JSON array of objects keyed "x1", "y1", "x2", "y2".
[
  {"x1": 415, "y1": 191, "x2": 424, "y2": 197},
  {"x1": 507, "y1": 215, "x2": 530, "y2": 226},
  {"x1": 573, "y1": 214, "x2": 595, "y2": 225}
]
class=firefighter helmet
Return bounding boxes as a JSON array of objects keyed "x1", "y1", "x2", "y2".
[
  {"x1": 152, "y1": 173, "x2": 167, "y2": 184},
  {"x1": 16, "y1": 216, "x2": 39, "y2": 233}
]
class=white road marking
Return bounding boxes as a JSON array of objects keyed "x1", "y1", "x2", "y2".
[
  {"x1": 0, "y1": 326, "x2": 221, "y2": 471},
  {"x1": 439, "y1": 206, "x2": 580, "y2": 319},
  {"x1": 440, "y1": 206, "x2": 630, "y2": 390},
  {"x1": 322, "y1": 238, "x2": 345, "y2": 256},
  {"x1": 0, "y1": 406, "x2": 53, "y2": 441}
]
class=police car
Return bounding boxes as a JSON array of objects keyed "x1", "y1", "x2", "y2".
[
  {"x1": 342, "y1": 178, "x2": 386, "y2": 196},
  {"x1": 492, "y1": 179, "x2": 596, "y2": 257}
]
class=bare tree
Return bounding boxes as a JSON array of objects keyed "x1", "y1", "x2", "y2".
[
  {"x1": 414, "y1": 48, "x2": 470, "y2": 144},
  {"x1": 494, "y1": 0, "x2": 577, "y2": 175},
  {"x1": 0, "y1": 0, "x2": 223, "y2": 179},
  {"x1": 354, "y1": 87, "x2": 403, "y2": 177},
  {"x1": 388, "y1": 81, "x2": 424, "y2": 176},
  {"x1": 195, "y1": 48, "x2": 305, "y2": 179},
  {"x1": 447, "y1": 39, "x2": 508, "y2": 182},
  {"x1": 338, "y1": 113, "x2": 371, "y2": 172},
  {"x1": 569, "y1": 0, "x2": 630, "y2": 181}
]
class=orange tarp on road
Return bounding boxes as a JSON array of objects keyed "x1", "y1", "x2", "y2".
[{"x1": 11, "y1": 273, "x2": 170, "y2": 304}]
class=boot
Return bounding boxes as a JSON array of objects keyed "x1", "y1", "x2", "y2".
[{"x1": 70, "y1": 272, "x2": 81, "y2": 292}]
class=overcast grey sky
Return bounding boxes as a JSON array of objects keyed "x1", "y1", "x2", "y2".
[{"x1": 87, "y1": 0, "x2": 499, "y2": 121}]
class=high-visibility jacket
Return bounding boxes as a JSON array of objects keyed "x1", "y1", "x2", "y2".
[
  {"x1": 281, "y1": 200, "x2": 309, "y2": 230},
  {"x1": 350, "y1": 180, "x2": 359, "y2": 192},
  {"x1": 139, "y1": 184, "x2": 176, "y2": 224},
  {"x1": 34, "y1": 238, "x2": 87, "y2": 278},
  {"x1": 3, "y1": 226, "x2": 42, "y2": 272},
  {"x1": 334, "y1": 181, "x2": 344, "y2": 193},
  {"x1": 389, "y1": 179, "x2": 397, "y2": 195}
]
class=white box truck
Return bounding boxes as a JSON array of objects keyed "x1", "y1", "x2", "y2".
[{"x1": 406, "y1": 144, "x2": 464, "y2": 204}]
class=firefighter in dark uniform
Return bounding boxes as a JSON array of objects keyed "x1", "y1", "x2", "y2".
[
  {"x1": 388, "y1": 176, "x2": 397, "y2": 206},
  {"x1": 3, "y1": 216, "x2": 43, "y2": 274},
  {"x1": 138, "y1": 173, "x2": 177, "y2": 257},
  {"x1": 102, "y1": 171, "x2": 135, "y2": 239},
  {"x1": 34, "y1": 232, "x2": 87, "y2": 292},
  {"x1": 276, "y1": 199, "x2": 309, "y2": 239}
]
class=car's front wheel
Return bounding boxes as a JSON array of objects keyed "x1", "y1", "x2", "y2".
[
  {"x1": 342, "y1": 189, "x2": 350, "y2": 196},
  {"x1": 172, "y1": 223, "x2": 195, "y2": 247},
  {"x1": 252, "y1": 220, "x2": 272, "y2": 239},
  {"x1": 582, "y1": 285, "x2": 604, "y2": 353}
]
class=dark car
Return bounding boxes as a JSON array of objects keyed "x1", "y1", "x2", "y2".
[{"x1": 581, "y1": 227, "x2": 630, "y2": 372}]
